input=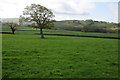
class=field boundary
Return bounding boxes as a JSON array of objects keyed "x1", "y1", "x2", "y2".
[
  {"x1": 1, "y1": 32, "x2": 119, "y2": 39},
  {"x1": 36, "y1": 33, "x2": 120, "y2": 39}
]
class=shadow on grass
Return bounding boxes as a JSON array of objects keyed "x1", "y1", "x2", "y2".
[
  {"x1": 35, "y1": 33, "x2": 120, "y2": 39},
  {"x1": 0, "y1": 32, "x2": 13, "y2": 34}
]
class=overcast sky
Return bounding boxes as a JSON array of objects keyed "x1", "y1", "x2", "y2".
[{"x1": 0, "y1": 0, "x2": 119, "y2": 23}]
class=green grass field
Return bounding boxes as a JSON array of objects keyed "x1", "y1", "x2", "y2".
[
  {"x1": 2, "y1": 27, "x2": 119, "y2": 78},
  {"x1": 2, "y1": 25, "x2": 119, "y2": 38}
]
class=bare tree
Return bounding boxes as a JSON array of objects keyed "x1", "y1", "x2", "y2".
[{"x1": 4, "y1": 22, "x2": 18, "y2": 34}]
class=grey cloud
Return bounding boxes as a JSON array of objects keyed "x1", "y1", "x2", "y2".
[
  {"x1": 61, "y1": 2, "x2": 73, "y2": 11},
  {"x1": 54, "y1": 11, "x2": 90, "y2": 15},
  {"x1": 51, "y1": 0, "x2": 92, "y2": 16}
]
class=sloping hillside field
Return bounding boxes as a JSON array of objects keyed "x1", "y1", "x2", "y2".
[{"x1": 2, "y1": 30, "x2": 118, "y2": 78}]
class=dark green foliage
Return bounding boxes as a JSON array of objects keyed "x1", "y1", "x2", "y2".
[
  {"x1": 54, "y1": 20, "x2": 118, "y2": 33},
  {"x1": 118, "y1": 23, "x2": 120, "y2": 27}
]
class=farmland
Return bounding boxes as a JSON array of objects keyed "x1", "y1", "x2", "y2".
[
  {"x1": 0, "y1": 1, "x2": 119, "y2": 79},
  {"x1": 2, "y1": 28, "x2": 118, "y2": 78}
]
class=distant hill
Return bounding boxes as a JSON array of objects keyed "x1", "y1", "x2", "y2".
[
  {"x1": 0, "y1": 18, "x2": 19, "y2": 23},
  {"x1": 0, "y1": 18, "x2": 117, "y2": 27},
  {"x1": 1, "y1": 18, "x2": 119, "y2": 33},
  {"x1": 54, "y1": 20, "x2": 118, "y2": 29}
]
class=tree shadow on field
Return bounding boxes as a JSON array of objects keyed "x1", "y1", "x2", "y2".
[
  {"x1": 0, "y1": 32, "x2": 13, "y2": 34},
  {"x1": 35, "y1": 33, "x2": 120, "y2": 39},
  {"x1": 37, "y1": 35, "x2": 64, "y2": 40}
]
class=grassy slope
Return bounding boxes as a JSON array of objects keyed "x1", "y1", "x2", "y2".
[
  {"x1": 2, "y1": 30, "x2": 118, "y2": 78},
  {"x1": 43, "y1": 29, "x2": 119, "y2": 38},
  {"x1": 54, "y1": 20, "x2": 117, "y2": 28}
]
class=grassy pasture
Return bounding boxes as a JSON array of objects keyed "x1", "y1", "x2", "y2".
[
  {"x1": 2, "y1": 29, "x2": 118, "y2": 78},
  {"x1": 1, "y1": 25, "x2": 119, "y2": 38},
  {"x1": 43, "y1": 29, "x2": 119, "y2": 38}
]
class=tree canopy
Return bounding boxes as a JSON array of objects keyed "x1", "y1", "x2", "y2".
[{"x1": 20, "y1": 4, "x2": 55, "y2": 38}]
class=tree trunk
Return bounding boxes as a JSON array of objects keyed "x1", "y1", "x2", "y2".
[
  {"x1": 40, "y1": 28, "x2": 44, "y2": 38},
  {"x1": 11, "y1": 28, "x2": 15, "y2": 34},
  {"x1": 12, "y1": 31, "x2": 15, "y2": 34}
]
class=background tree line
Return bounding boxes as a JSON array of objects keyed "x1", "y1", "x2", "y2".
[{"x1": 53, "y1": 19, "x2": 119, "y2": 33}]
